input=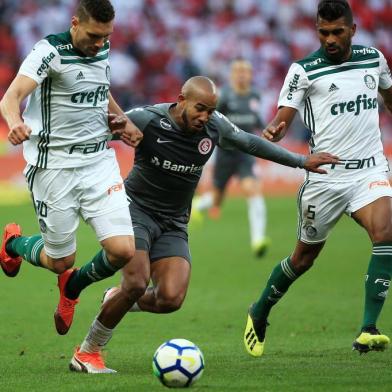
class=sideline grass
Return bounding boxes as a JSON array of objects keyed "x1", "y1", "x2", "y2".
[{"x1": 0, "y1": 198, "x2": 391, "y2": 391}]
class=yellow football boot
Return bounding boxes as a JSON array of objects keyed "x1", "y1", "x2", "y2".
[
  {"x1": 244, "y1": 307, "x2": 268, "y2": 357},
  {"x1": 353, "y1": 327, "x2": 390, "y2": 354}
]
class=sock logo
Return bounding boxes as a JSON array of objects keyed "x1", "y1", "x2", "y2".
[
  {"x1": 271, "y1": 285, "x2": 283, "y2": 297},
  {"x1": 378, "y1": 290, "x2": 389, "y2": 298},
  {"x1": 374, "y1": 279, "x2": 390, "y2": 287}
]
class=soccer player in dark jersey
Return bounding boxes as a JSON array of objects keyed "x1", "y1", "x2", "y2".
[
  {"x1": 193, "y1": 59, "x2": 270, "y2": 257},
  {"x1": 69, "y1": 76, "x2": 338, "y2": 373}
]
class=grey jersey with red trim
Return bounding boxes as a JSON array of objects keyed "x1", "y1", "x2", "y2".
[{"x1": 125, "y1": 103, "x2": 305, "y2": 227}]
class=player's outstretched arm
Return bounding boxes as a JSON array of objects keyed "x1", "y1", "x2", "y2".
[
  {"x1": 303, "y1": 153, "x2": 339, "y2": 174},
  {"x1": 0, "y1": 74, "x2": 37, "y2": 145},
  {"x1": 108, "y1": 93, "x2": 143, "y2": 147},
  {"x1": 262, "y1": 106, "x2": 297, "y2": 142},
  {"x1": 379, "y1": 86, "x2": 392, "y2": 115},
  {"x1": 216, "y1": 111, "x2": 339, "y2": 170}
]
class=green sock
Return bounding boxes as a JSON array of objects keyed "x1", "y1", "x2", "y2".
[
  {"x1": 251, "y1": 257, "x2": 299, "y2": 321},
  {"x1": 66, "y1": 249, "x2": 120, "y2": 299},
  {"x1": 5, "y1": 235, "x2": 44, "y2": 267},
  {"x1": 362, "y1": 242, "x2": 392, "y2": 329}
]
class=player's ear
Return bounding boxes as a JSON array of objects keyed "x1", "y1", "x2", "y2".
[
  {"x1": 71, "y1": 16, "x2": 79, "y2": 29},
  {"x1": 177, "y1": 94, "x2": 186, "y2": 104},
  {"x1": 350, "y1": 23, "x2": 356, "y2": 37}
]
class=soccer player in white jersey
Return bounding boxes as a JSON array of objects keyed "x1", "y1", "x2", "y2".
[
  {"x1": 244, "y1": 0, "x2": 392, "y2": 357},
  {"x1": 0, "y1": 0, "x2": 142, "y2": 340}
]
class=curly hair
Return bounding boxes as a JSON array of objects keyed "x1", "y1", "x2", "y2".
[
  {"x1": 317, "y1": 0, "x2": 353, "y2": 25},
  {"x1": 76, "y1": 0, "x2": 115, "y2": 23}
]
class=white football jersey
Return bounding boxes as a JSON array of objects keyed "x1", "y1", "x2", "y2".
[
  {"x1": 19, "y1": 30, "x2": 112, "y2": 168},
  {"x1": 278, "y1": 45, "x2": 392, "y2": 181}
]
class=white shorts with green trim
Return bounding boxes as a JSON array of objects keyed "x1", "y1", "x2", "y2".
[
  {"x1": 297, "y1": 172, "x2": 392, "y2": 244},
  {"x1": 24, "y1": 152, "x2": 133, "y2": 258}
]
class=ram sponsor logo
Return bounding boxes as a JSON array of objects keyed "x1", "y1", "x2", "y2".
[
  {"x1": 303, "y1": 58, "x2": 323, "y2": 69},
  {"x1": 330, "y1": 94, "x2": 377, "y2": 116},
  {"x1": 70, "y1": 85, "x2": 109, "y2": 106},
  {"x1": 287, "y1": 73, "x2": 300, "y2": 100},
  {"x1": 330, "y1": 157, "x2": 376, "y2": 170},
  {"x1": 55, "y1": 43, "x2": 73, "y2": 51},
  {"x1": 69, "y1": 140, "x2": 108, "y2": 154},
  {"x1": 37, "y1": 52, "x2": 55, "y2": 76}
]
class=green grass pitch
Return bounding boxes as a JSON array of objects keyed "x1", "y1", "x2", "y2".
[{"x1": 0, "y1": 197, "x2": 391, "y2": 391}]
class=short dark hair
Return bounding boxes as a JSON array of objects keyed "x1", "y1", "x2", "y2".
[
  {"x1": 317, "y1": 0, "x2": 353, "y2": 25},
  {"x1": 76, "y1": 0, "x2": 115, "y2": 23}
]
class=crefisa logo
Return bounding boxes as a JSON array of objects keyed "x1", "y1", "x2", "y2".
[{"x1": 198, "y1": 138, "x2": 212, "y2": 155}]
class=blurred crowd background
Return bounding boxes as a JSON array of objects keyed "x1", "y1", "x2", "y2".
[{"x1": 0, "y1": 0, "x2": 391, "y2": 141}]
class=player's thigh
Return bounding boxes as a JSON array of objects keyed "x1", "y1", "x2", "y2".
[
  {"x1": 150, "y1": 257, "x2": 191, "y2": 302},
  {"x1": 80, "y1": 153, "x2": 133, "y2": 241},
  {"x1": 298, "y1": 180, "x2": 350, "y2": 243},
  {"x1": 25, "y1": 165, "x2": 79, "y2": 259},
  {"x1": 128, "y1": 199, "x2": 162, "y2": 254},
  {"x1": 120, "y1": 249, "x2": 151, "y2": 292},
  {"x1": 150, "y1": 230, "x2": 191, "y2": 299},
  {"x1": 349, "y1": 173, "x2": 392, "y2": 241},
  {"x1": 150, "y1": 229, "x2": 191, "y2": 264}
]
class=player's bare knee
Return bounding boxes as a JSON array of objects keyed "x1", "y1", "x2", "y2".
[
  {"x1": 291, "y1": 256, "x2": 315, "y2": 274},
  {"x1": 106, "y1": 244, "x2": 135, "y2": 268},
  {"x1": 157, "y1": 292, "x2": 185, "y2": 313},
  {"x1": 121, "y1": 272, "x2": 148, "y2": 299},
  {"x1": 50, "y1": 258, "x2": 75, "y2": 274},
  {"x1": 122, "y1": 282, "x2": 147, "y2": 300},
  {"x1": 45, "y1": 255, "x2": 75, "y2": 274}
]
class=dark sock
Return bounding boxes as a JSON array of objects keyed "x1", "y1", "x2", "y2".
[
  {"x1": 252, "y1": 257, "x2": 299, "y2": 321},
  {"x1": 362, "y1": 242, "x2": 392, "y2": 329},
  {"x1": 6, "y1": 235, "x2": 44, "y2": 267},
  {"x1": 66, "y1": 249, "x2": 120, "y2": 299}
]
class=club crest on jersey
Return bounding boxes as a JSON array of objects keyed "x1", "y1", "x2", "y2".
[
  {"x1": 364, "y1": 74, "x2": 376, "y2": 90},
  {"x1": 105, "y1": 66, "x2": 110, "y2": 82},
  {"x1": 198, "y1": 138, "x2": 212, "y2": 155},
  {"x1": 39, "y1": 219, "x2": 47, "y2": 233},
  {"x1": 160, "y1": 118, "x2": 172, "y2": 130}
]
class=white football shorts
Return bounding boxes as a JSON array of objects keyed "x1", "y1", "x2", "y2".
[
  {"x1": 24, "y1": 151, "x2": 133, "y2": 258},
  {"x1": 297, "y1": 171, "x2": 392, "y2": 244}
]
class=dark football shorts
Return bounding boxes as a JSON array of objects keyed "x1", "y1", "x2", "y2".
[
  {"x1": 129, "y1": 200, "x2": 191, "y2": 263},
  {"x1": 213, "y1": 149, "x2": 255, "y2": 191}
]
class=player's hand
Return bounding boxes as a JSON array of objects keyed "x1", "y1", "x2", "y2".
[
  {"x1": 304, "y1": 152, "x2": 339, "y2": 174},
  {"x1": 8, "y1": 122, "x2": 31, "y2": 145},
  {"x1": 108, "y1": 113, "x2": 143, "y2": 147},
  {"x1": 262, "y1": 122, "x2": 286, "y2": 141},
  {"x1": 108, "y1": 113, "x2": 127, "y2": 131}
]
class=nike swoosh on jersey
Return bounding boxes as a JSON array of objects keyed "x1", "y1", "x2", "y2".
[{"x1": 157, "y1": 138, "x2": 173, "y2": 143}]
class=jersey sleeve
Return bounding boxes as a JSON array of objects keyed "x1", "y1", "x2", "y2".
[
  {"x1": 125, "y1": 107, "x2": 155, "y2": 133},
  {"x1": 18, "y1": 39, "x2": 60, "y2": 85},
  {"x1": 277, "y1": 63, "x2": 309, "y2": 109},
  {"x1": 376, "y1": 49, "x2": 392, "y2": 90},
  {"x1": 213, "y1": 111, "x2": 306, "y2": 168}
]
